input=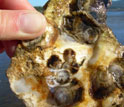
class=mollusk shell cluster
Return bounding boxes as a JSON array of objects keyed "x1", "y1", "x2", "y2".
[{"x1": 7, "y1": 0, "x2": 124, "y2": 107}]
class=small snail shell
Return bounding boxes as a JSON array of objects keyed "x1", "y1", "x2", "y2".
[
  {"x1": 108, "y1": 64, "x2": 124, "y2": 89},
  {"x1": 56, "y1": 70, "x2": 70, "y2": 84},
  {"x1": 54, "y1": 87, "x2": 74, "y2": 106}
]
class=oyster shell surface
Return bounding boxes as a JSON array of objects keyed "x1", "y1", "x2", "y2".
[{"x1": 7, "y1": 0, "x2": 124, "y2": 107}]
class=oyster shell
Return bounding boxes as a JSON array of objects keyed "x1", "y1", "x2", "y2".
[{"x1": 7, "y1": 0, "x2": 124, "y2": 107}]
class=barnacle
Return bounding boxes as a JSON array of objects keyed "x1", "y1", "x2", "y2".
[{"x1": 7, "y1": 0, "x2": 124, "y2": 107}]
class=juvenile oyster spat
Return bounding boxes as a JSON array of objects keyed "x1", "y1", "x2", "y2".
[{"x1": 7, "y1": 0, "x2": 124, "y2": 107}]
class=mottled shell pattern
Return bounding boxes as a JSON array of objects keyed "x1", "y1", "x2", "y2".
[{"x1": 7, "y1": 0, "x2": 124, "y2": 107}]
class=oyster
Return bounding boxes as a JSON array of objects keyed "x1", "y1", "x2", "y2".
[{"x1": 7, "y1": 0, "x2": 124, "y2": 107}]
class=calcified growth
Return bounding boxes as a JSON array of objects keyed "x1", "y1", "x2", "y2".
[{"x1": 7, "y1": 0, "x2": 124, "y2": 107}]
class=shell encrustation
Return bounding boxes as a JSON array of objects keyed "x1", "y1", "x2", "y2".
[{"x1": 7, "y1": 0, "x2": 124, "y2": 107}]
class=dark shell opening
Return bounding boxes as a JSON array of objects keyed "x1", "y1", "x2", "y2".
[{"x1": 47, "y1": 55, "x2": 62, "y2": 69}]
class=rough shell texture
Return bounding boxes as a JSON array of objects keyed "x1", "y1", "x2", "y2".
[{"x1": 7, "y1": 0, "x2": 124, "y2": 107}]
